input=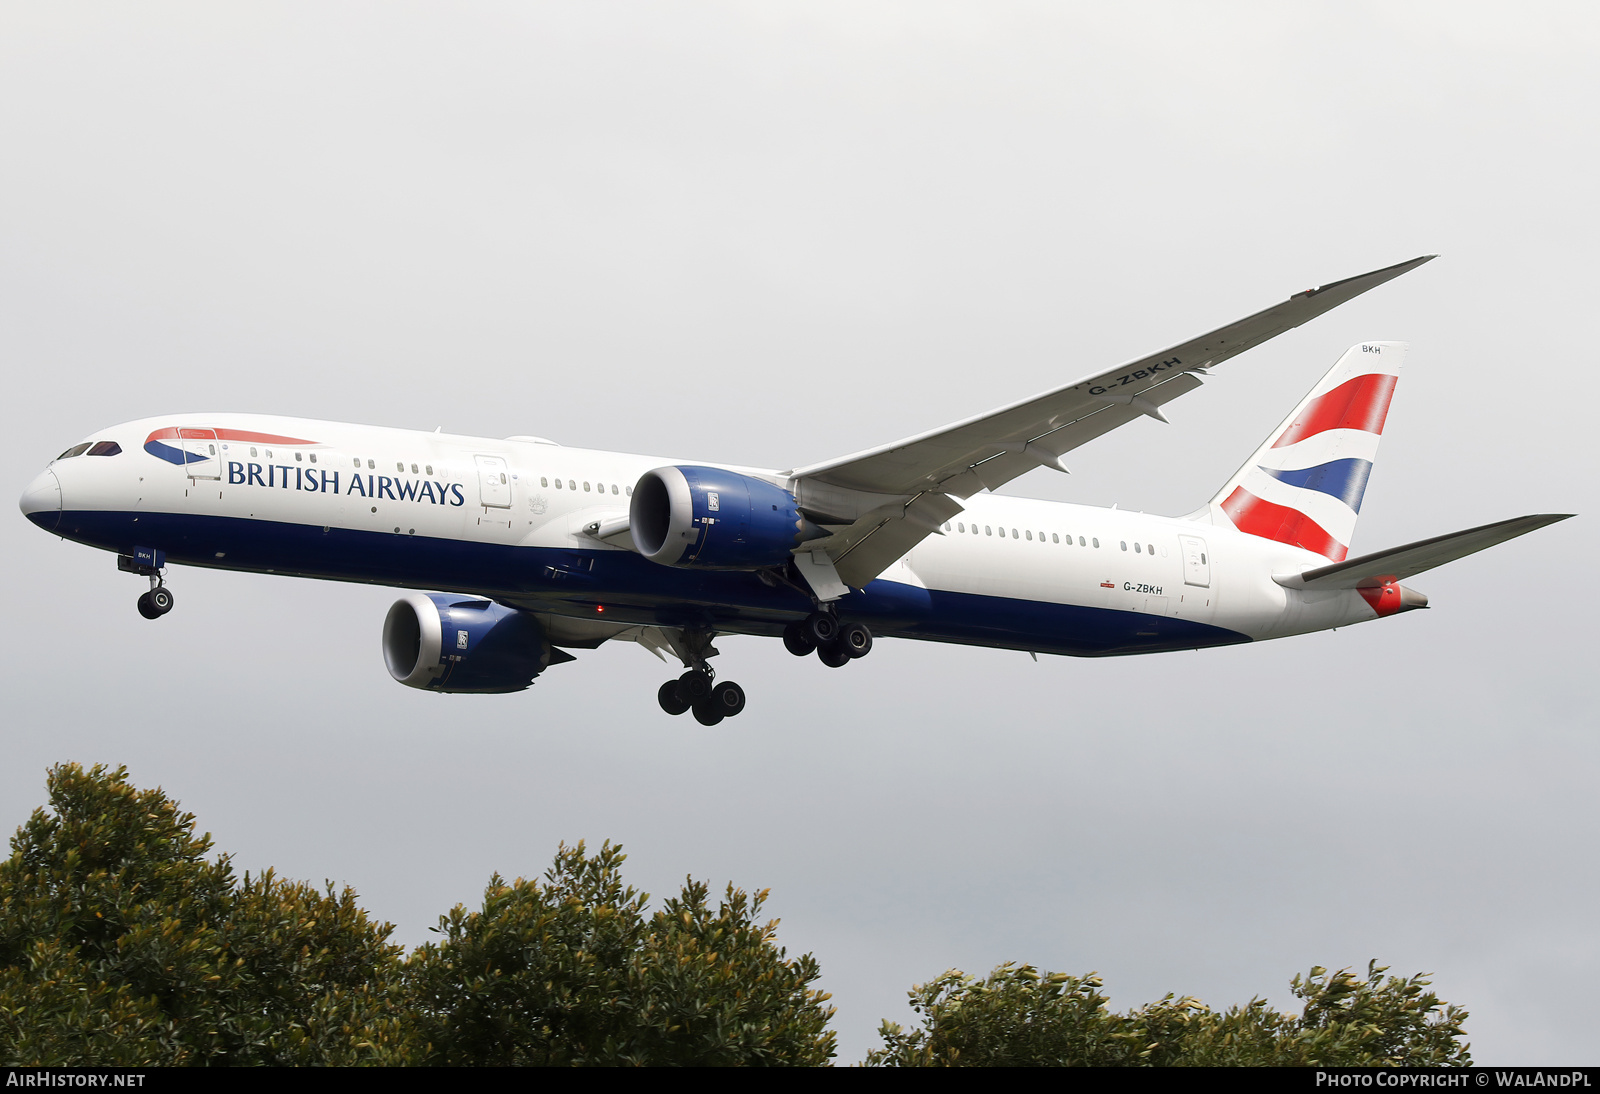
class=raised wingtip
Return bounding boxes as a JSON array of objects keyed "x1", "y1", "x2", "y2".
[{"x1": 1298, "y1": 254, "x2": 1438, "y2": 299}]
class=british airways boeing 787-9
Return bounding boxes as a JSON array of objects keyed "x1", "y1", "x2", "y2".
[{"x1": 18, "y1": 256, "x2": 1570, "y2": 723}]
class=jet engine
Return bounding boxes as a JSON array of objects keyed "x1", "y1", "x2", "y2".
[
  {"x1": 630, "y1": 465, "x2": 815, "y2": 569},
  {"x1": 382, "y1": 593, "x2": 556, "y2": 693}
]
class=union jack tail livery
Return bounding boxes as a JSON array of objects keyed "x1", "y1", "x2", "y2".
[{"x1": 1206, "y1": 341, "x2": 1405, "y2": 562}]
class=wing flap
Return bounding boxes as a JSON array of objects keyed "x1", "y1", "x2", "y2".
[
  {"x1": 801, "y1": 492, "x2": 965, "y2": 589},
  {"x1": 1275, "y1": 513, "x2": 1573, "y2": 590}
]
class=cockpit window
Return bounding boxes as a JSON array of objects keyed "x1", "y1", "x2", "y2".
[
  {"x1": 57, "y1": 443, "x2": 92, "y2": 460},
  {"x1": 87, "y1": 441, "x2": 122, "y2": 457}
]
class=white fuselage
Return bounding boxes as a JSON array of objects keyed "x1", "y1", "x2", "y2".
[{"x1": 23, "y1": 413, "x2": 1397, "y2": 657}]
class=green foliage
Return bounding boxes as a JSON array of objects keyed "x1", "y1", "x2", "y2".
[
  {"x1": 865, "y1": 960, "x2": 1471, "y2": 1067},
  {"x1": 0, "y1": 764, "x2": 410, "y2": 1065},
  {"x1": 0, "y1": 766, "x2": 833, "y2": 1066},
  {"x1": 2, "y1": 764, "x2": 1470, "y2": 1069},
  {"x1": 403, "y1": 842, "x2": 836, "y2": 1065}
]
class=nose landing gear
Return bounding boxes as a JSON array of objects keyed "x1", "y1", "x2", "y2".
[
  {"x1": 136, "y1": 583, "x2": 174, "y2": 620},
  {"x1": 119, "y1": 552, "x2": 173, "y2": 620}
]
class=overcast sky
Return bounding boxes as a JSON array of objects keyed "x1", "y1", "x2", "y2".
[{"x1": 2, "y1": 2, "x2": 1596, "y2": 1064}]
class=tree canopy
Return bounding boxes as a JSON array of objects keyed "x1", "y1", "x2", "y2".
[
  {"x1": 0, "y1": 763, "x2": 408, "y2": 1065},
  {"x1": 864, "y1": 960, "x2": 1472, "y2": 1067},
  {"x1": 405, "y1": 842, "x2": 835, "y2": 1065},
  {"x1": 1, "y1": 764, "x2": 1470, "y2": 1067},
  {"x1": 0, "y1": 764, "x2": 834, "y2": 1066}
]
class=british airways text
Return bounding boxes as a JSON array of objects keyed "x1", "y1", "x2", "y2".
[{"x1": 226, "y1": 462, "x2": 466, "y2": 505}]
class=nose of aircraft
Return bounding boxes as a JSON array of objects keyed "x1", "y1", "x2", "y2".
[{"x1": 19, "y1": 468, "x2": 61, "y2": 531}]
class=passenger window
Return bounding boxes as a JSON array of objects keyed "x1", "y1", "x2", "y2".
[
  {"x1": 265, "y1": 450, "x2": 273, "y2": 459},
  {"x1": 368, "y1": 460, "x2": 375, "y2": 470},
  {"x1": 611, "y1": 485, "x2": 619, "y2": 495},
  {"x1": 397, "y1": 462, "x2": 404, "y2": 472},
  {"x1": 555, "y1": 479, "x2": 563, "y2": 489},
  {"x1": 957, "y1": 522, "x2": 965, "y2": 532},
  {"x1": 584, "y1": 482, "x2": 591, "y2": 492},
  {"x1": 1148, "y1": 544, "x2": 1154, "y2": 555},
  {"x1": 353, "y1": 458, "x2": 361, "y2": 468},
  {"x1": 541, "y1": 477, "x2": 549, "y2": 487},
  {"x1": 1092, "y1": 538, "x2": 1099, "y2": 548},
  {"x1": 426, "y1": 464, "x2": 433, "y2": 475},
  {"x1": 626, "y1": 486, "x2": 633, "y2": 496},
  {"x1": 1134, "y1": 542, "x2": 1141, "y2": 553},
  {"x1": 985, "y1": 526, "x2": 992, "y2": 536},
  {"x1": 1052, "y1": 533, "x2": 1059, "y2": 543},
  {"x1": 411, "y1": 463, "x2": 418, "y2": 473},
  {"x1": 1011, "y1": 529, "x2": 1018, "y2": 539},
  {"x1": 295, "y1": 452, "x2": 303, "y2": 462},
  {"x1": 1120, "y1": 541, "x2": 1127, "y2": 551},
  {"x1": 569, "y1": 480, "x2": 576, "y2": 490},
  {"x1": 87, "y1": 441, "x2": 122, "y2": 456},
  {"x1": 251, "y1": 447, "x2": 259, "y2": 457},
  {"x1": 309, "y1": 453, "x2": 317, "y2": 463}
]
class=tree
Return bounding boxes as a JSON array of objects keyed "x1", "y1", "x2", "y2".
[
  {"x1": 403, "y1": 842, "x2": 836, "y2": 1065},
  {"x1": 864, "y1": 961, "x2": 1471, "y2": 1066},
  {"x1": 0, "y1": 763, "x2": 410, "y2": 1065},
  {"x1": 2, "y1": 764, "x2": 1470, "y2": 1068}
]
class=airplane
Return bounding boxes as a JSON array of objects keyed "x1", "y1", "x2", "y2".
[{"x1": 18, "y1": 256, "x2": 1571, "y2": 725}]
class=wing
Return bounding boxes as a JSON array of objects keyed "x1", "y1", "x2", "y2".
[
  {"x1": 790, "y1": 256, "x2": 1436, "y2": 499},
  {"x1": 1275, "y1": 514, "x2": 1573, "y2": 590}
]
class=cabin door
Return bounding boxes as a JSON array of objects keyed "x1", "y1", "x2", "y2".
[
  {"x1": 1178, "y1": 535, "x2": 1210, "y2": 588},
  {"x1": 475, "y1": 455, "x2": 512, "y2": 508},
  {"x1": 177, "y1": 428, "x2": 220, "y2": 480}
]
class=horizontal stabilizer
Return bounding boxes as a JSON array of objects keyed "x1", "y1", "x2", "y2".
[{"x1": 1275, "y1": 513, "x2": 1573, "y2": 590}]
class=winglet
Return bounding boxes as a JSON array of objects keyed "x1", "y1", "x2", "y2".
[{"x1": 1295, "y1": 255, "x2": 1437, "y2": 301}]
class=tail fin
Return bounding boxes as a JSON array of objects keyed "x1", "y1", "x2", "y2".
[{"x1": 1204, "y1": 341, "x2": 1406, "y2": 562}]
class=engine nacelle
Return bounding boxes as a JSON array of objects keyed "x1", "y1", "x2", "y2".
[
  {"x1": 630, "y1": 465, "x2": 808, "y2": 569},
  {"x1": 382, "y1": 593, "x2": 555, "y2": 693}
]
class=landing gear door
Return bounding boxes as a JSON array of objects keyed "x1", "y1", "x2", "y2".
[
  {"x1": 1179, "y1": 535, "x2": 1210, "y2": 588},
  {"x1": 178, "y1": 428, "x2": 220, "y2": 480},
  {"x1": 475, "y1": 455, "x2": 512, "y2": 508}
]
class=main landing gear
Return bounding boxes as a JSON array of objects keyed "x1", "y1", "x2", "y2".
[
  {"x1": 657, "y1": 671, "x2": 746, "y2": 726},
  {"x1": 783, "y1": 610, "x2": 872, "y2": 668},
  {"x1": 655, "y1": 627, "x2": 746, "y2": 726}
]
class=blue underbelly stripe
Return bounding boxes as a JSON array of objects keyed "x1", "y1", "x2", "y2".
[{"x1": 52, "y1": 510, "x2": 1251, "y2": 657}]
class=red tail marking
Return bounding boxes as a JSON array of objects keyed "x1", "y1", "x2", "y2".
[
  {"x1": 1272, "y1": 373, "x2": 1397, "y2": 449},
  {"x1": 1220, "y1": 487, "x2": 1348, "y2": 561}
]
